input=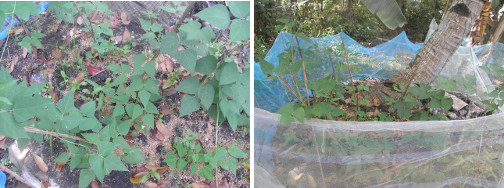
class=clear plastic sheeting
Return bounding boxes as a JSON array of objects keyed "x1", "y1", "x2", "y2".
[{"x1": 254, "y1": 108, "x2": 504, "y2": 187}]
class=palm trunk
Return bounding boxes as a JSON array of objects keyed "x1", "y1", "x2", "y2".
[
  {"x1": 369, "y1": 0, "x2": 485, "y2": 103},
  {"x1": 491, "y1": 16, "x2": 504, "y2": 42},
  {"x1": 468, "y1": 0, "x2": 492, "y2": 45}
]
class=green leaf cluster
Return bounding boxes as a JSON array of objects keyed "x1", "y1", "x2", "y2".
[{"x1": 163, "y1": 131, "x2": 247, "y2": 181}]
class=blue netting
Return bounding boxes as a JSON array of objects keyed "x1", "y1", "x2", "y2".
[
  {"x1": 255, "y1": 31, "x2": 504, "y2": 112},
  {"x1": 0, "y1": 1, "x2": 50, "y2": 42}
]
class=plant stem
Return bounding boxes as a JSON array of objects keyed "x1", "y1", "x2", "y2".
[
  {"x1": 289, "y1": 37, "x2": 303, "y2": 104},
  {"x1": 311, "y1": 125, "x2": 327, "y2": 188},
  {"x1": 13, "y1": 14, "x2": 30, "y2": 37},
  {"x1": 0, "y1": 164, "x2": 36, "y2": 188},
  {"x1": 277, "y1": 75, "x2": 306, "y2": 106},
  {"x1": 340, "y1": 36, "x2": 357, "y2": 121},
  {"x1": 73, "y1": 2, "x2": 97, "y2": 43},
  {"x1": 24, "y1": 127, "x2": 92, "y2": 144},
  {"x1": 294, "y1": 36, "x2": 311, "y2": 106},
  {"x1": 174, "y1": 2, "x2": 196, "y2": 33}
]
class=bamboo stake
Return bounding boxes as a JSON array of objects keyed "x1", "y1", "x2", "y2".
[{"x1": 294, "y1": 36, "x2": 311, "y2": 106}]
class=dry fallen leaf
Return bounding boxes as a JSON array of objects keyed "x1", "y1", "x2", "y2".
[
  {"x1": 91, "y1": 179, "x2": 100, "y2": 188},
  {"x1": 120, "y1": 12, "x2": 130, "y2": 25},
  {"x1": 77, "y1": 16, "x2": 83, "y2": 25},
  {"x1": 0, "y1": 135, "x2": 6, "y2": 148},
  {"x1": 129, "y1": 176, "x2": 144, "y2": 184},
  {"x1": 158, "y1": 54, "x2": 174, "y2": 72},
  {"x1": 122, "y1": 28, "x2": 131, "y2": 41},
  {"x1": 161, "y1": 88, "x2": 177, "y2": 97},
  {"x1": 111, "y1": 36, "x2": 123, "y2": 43},
  {"x1": 32, "y1": 153, "x2": 48, "y2": 172},
  {"x1": 9, "y1": 56, "x2": 18, "y2": 73},
  {"x1": 192, "y1": 182, "x2": 209, "y2": 188},
  {"x1": 145, "y1": 182, "x2": 158, "y2": 188},
  {"x1": 52, "y1": 49, "x2": 62, "y2": 59},
  {"x1": 71, "y1": 72, "x2": 84, "y2": 83},
  {"x1": 56, "y1": 161, "x2": 66, "y2": 173},
  {"x1": 156, "y1": 121, "x2": 175, "y2": 139},
  {"x1": 156, "y1": 166, "x2": 168, "y2": 174},
  {"x1": 22, "y1": 48, "x2": 28, "y2": 59}
]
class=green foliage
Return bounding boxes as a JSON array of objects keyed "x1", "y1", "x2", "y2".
[
  {"x1": 17, "y1": 32, "x2": 46, "y2": 54},
  {"x1": 163, "y1": 130, "x2": 247, "y2": 181},
  {"x1": 0, "y1": 1, "x2": 39, "y2": 26},
  {"x1": 175, "y1": 4, "x2": 250, "y2": 132}
]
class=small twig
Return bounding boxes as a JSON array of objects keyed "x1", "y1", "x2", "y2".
[
  {"x1": 13, "y1": 14, "x2": 31, "y2": 37},
  {"x1": 174, "y1": 2, "x2": 196, "y2": 33},
  {"x1": 73, "y1": 2, "x2": 97, "y2": 43},
  {"x1": 24, "y1": 127, "x2": 92, "y2": 144},
  {"x1": 294, "y1": 36, "x2": 311, "y2": 106},
  {"x1": 289, "y1": 37, "x2": 303, "y2": 103},
  {"x1": 0, "y1": 164, "x2": 36, "y2": 188},
  {"x1": 340, "y1": 36, "x2": 357, "y2": 121},
  {"x1": 311, "y1": 125, "x2": 327, "y2": 188},
  {"x1": 277, "y1": 75, "x2": 306, "y2": 106},
  {"x1": 254, "y1": 95, "x2": 260, "y2": 109}
]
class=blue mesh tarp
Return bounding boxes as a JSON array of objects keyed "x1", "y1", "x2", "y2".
[
  {"x1": 255, "y1": 31, "x2": 423, "y2": 112},
  {"x1": 0, "y1": 1, "x2": 50, "y2": 42},
  {"x1": 255, "y1": 31, "x2": 504, "y2": 112}
]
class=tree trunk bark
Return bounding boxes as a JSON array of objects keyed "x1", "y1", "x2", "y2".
[
  {"x1": 468, "y1": 0, "x2": 492, "y2": 45},
  {"x1": 368, "y1": 0, "x2": 485, "y2": 103},
  {"x1": 491, "y1": 16, "x2": 504, "y2": 42}
]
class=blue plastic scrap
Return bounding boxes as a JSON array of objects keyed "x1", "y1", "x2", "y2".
[
  {"x1": 0, "y1": 169, "x2": 5, "y2": 188},
  {"x1": 0, "y1": 1, "x2": 50, "y2": 41}
]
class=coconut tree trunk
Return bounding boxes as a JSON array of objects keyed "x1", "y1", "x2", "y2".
[
  {"x1": 369, "y1": 0, "x2": 485, "y2": 103},
  {"x1": 468, "y1": 0, "x2": 492, "y2": 45},
  {"x1": 491, "y1": 16, "x2": 504, "y2": 42}
]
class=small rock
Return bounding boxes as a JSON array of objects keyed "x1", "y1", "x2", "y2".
[
  {"x1": 459, "y1": 109, "x2": 468, "y2": 116},
  {"x1": 445, "y1": 93, "x2": 468, "y2": 111},
  {"x1": 447, "y1": 112, "x2": 457, "y2": 120},
  {"x1": 429, "y1": 108, "x2": 444, "y2": 115}
]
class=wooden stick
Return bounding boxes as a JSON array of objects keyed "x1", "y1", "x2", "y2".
[
  {"x1": 0, "y1": 164, "x2": 36, "y2": 188},
  {"x1": 277, "y1": 76, "x2": 306, "y2": 106},
  {"x1": 311, "y1": 125, "x2": 327, "y2": 188},
  {"x1": 340, "y1": 36, "x2": 357, "y2": 121},
  {"x1": 23, "y1": 127, "x2": 91, "y2": 144},
  {"x1": 294, "y1": 36, "x2": 311, "y2": 106},
  {"x1": 174, "y1": 2, "x2": 196, "y2": 33}
]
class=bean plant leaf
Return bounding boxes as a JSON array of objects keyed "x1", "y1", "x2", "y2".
[
  {"x1": 78, "y1": 169, "x2": 95, "y2": 188},
  {"x1": 213, "y1": 147, "x2": 228, "y2": 162},
  {"x1": 194, "y1": 4, "x2": 230, "y2": 30},
  {"x1": 138, "y1": 90, "x2": 151, "y2": 108},
  {"x1": 228, "y1": 145, "x2": 247, "y2": 158},
  {"x1": 80, "y1": 101, "x2": 96, "y2": 117},
  {"x1": 143, "y1": 114, "x2": 154, "y2": 129},
  {"x1": 190, "y1": 164, "x2": 198, "y2": 175},
  {"x1": 89, "y1": 155, "x2": 105, "y2": 182},
  {"x1": 0, "y1": 112, "x2": 29, "y2": 138},
  {"x1": 198, "y1": 84, "x2": 215, "y2": 110},
  {"x1": 104, "y1": 154, "x2": 129, "y2": 172},
  {"x1": 144, "y1": 61, "x2": 156, "y2": 78},
  {"x1": 163, "y1": 152, "x2": 178, "y2": 167},
  {"x1": 176, "y1": 158, "x2": 187, "y2": 171},
  {"x1": 177, "y1": 77, "x2": 199, "y2": 94},
  {"x1": 228, "y1": 1, "x2": 250, "y2": 19},
  {"x1": 227, "y1": 157, "x2": 237, "y2": 176},
  {"x1": 219, "y1": 63, "x2": 239, "y2": 85},
  {"x1": 195, "y1": 55, "x2": 218, "y2": 75},
  {"x1": 198, "y1": 165, "x2": 214, "y2": 181},
  {"x1": 174, "y1": 49, "x2": 197, "y2": 73},
  {"x1": 179, "y1": 95, "x2": 200, "y2": 117},
  {"x1": 230, "y1": 19, "x2": 250, "y2": 42}
]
